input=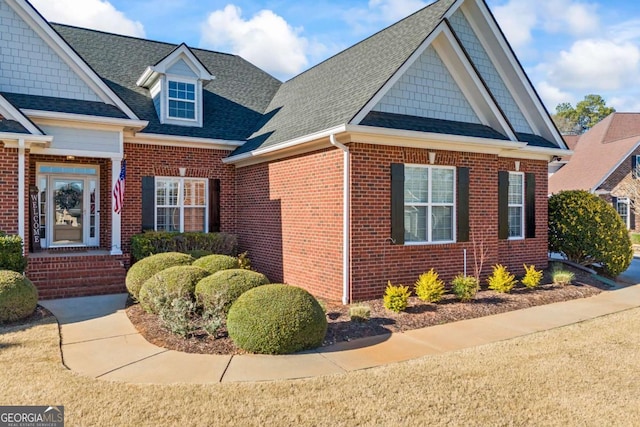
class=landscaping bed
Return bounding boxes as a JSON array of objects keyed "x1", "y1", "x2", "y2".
[{"x1": 126, "y1": 265, "x2": 609, "y2": 355}]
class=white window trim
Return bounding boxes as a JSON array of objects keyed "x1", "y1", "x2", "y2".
[
  {"x1": 508, "y1": 171, "x2": 525, "y2": 240},
  {"x1": 167, "y1": 78, "x2": 197, "y2": 121},
  {"x1": 404, "y1": 164, "x2": 457, "y2": 245},
  {"x1": 154, "y1": 176, "x2": 208, "y2": 233},
  {"x1": 160, "y1": 75, "x2": 202, "y2": 127},
  {"x1": 617, "y1": 197, "x2": 631, "y2": 230}
]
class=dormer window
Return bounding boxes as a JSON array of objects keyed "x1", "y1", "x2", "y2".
[
  {"x1": 136, "y1": 43, "x2": 215, "y2": 128},
  {"x1": 168, "y1": 80, "x2": 196, "y2": 120}
]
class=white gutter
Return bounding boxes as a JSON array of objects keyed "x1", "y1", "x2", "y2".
[
  {"x1": 22, "y1": 109, "x2": 148, "y2": 130},
  {"x1": 17, "y1": 138, "x2": 25, "y2": 246},
  {"x1": 330, "y1": 134, "x2": 351, "y2": 305}
]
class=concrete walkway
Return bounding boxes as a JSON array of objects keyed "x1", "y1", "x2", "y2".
[{"x1": 40, "y1": 283, "x2": 640, "y2": 384}]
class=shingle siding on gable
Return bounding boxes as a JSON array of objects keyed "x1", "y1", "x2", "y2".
[
  {"x1": 0, "y1": 2, "x2": 101, "y2": 102},
  {"x1": 449, "y1": 10, "x2": 532, "y2": 134},
  {"x1": 166, "y1": 59, "x2": 197, "y2": 78},
  {"x1": 372, "y1": 46, "x2": 481, "y2": 124}
]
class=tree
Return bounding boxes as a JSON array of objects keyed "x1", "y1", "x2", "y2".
[{"x1": 553, "y1": 94, "x2": 616, "y2": 134}]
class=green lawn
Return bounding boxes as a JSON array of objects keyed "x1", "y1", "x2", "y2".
[{"x1": 1, "y1": 309, "x2": 640, "y2": 426}]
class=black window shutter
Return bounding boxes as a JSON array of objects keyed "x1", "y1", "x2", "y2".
[
  {"x1": 390, "y1": 163, "x2": 405, "y2": 245},
  {"x1": 498, "y1": 171, "x2": 509, "y2": 240},
  {"x1": 525, "y1": 173, "x2": 536, "y2": 238},
  {"x1": 631, "y1": 204, "x2": 636, "y2": 230},
  {"x1": 141, "y1": 176, "x2": 155, "y2": 231},
  {"x1": 612, "y1": 196, "x2": 618, "y2": 210},
  {"x1": 632, "y1": 156, "x2": 638, "y2": 179},
  {"x1": 457, "y1": 167, "x2": 470, "y2": 242},
  {"x1": 209, "y1": 179, "x2": 221, "y2": 232}
]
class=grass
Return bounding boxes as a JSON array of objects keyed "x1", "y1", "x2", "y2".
[
  {"x1": 2, "y1": 310, "x2": 640, "y2": 426},
  {"x1": 631, "y1": 233, "x2": 640, "y2": 245}
]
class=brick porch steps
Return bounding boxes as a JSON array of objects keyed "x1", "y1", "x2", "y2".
[{"x1": 27, "y1": 251, "x2": 128, "y2": 299}]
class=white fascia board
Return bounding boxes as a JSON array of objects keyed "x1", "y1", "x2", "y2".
[
  {"x1": 0, "y1": 96, "x2": 42, "y2": 135},
  {"x1": 591, "y1": 141, "x2": 640, "y2": 192},
  {"x1": 153, "y1": 45, "x2": 215, "y2": 81},
  {"x1": 222, "y1": 125, "x2": 348, "y2": 165},
  {"x1": 22, "y1": 109, "x2": 148, "y2": 130},
  {"x1": 8, "y1": 0, "x2": 140, "y2": 121},
  {"x1": 131, "y1": 132, "x2": 244, "y2": 150},
  {"x1": 136, "y1": 66, "x2": 158, "y2": 88},
  {"x1": 1, "y1": 133, "x2": 52, "y2": 147},
  {"x1": 28, "y1": 146, "x2": 116, "y2": 158}
]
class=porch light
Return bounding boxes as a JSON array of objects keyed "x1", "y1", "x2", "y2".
[{"x1": 66, "y1": 155, "x2": 75, "y2": 161}]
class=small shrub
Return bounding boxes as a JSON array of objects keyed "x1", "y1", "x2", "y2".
[
  {"x1": 238, "y1": 251, "x2": 251, "y2": 270},
  {"x1": 130, "y1": 231, "x2": 238, "y2": 261},
  {"x1": 451, "y1": 274, "x2": 479, "y2": 302},
  {"x1": 383, "y1": 281, "x2": 411, "y2": 313},
  {"x1": 157, "y1": 297, "x2": 197, "y2": 338},
  {"x1": 126, "y1": 252, "x2": 194, "y2": 301},
  {"x1": 0, "y1": 235, "x2": 27, "y2": 273},
  {"x1": 227, "y1": 284, "x2": 327, "y2": 354},
  {"x1": 192, "y1": 254, "x2": 239, "y2": 274},
  {"x1": 487, "y1": 264, "x2": 516, "y2": 293},
  {"x1": 0, "y1": 270, "x2": 38, "y2": 323},
  {"x1": 202, "y1": 308, "x2": 224, "y2": 337},
  {"x1": 414, "y1": 269, "x2": 445, "y2": 303},
  {"x1": 552, "y1": 267, "x2": 575, "y2": 286},
  {"x1": 195, "y1": 269, "x2": 270, "y2": 313},
  {"x1": 188, "y1": 250, "x2": 213, "y2": 259},
  {"x1": 522, "y1": 264, "x2": 543, "y2": 289},
  {"x1": 349, "y1": 304, "x2": 371, "y2": 322},
  {"x1": 138, "y1": 265, "x2": 209, "y2": 314}
]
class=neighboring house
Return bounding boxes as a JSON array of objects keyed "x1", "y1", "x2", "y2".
[
  {"x1": 0, "y1": 0, "x2": 567, "y2": 302},
  {"x1": 548, "y1": 134, "x2": 579, "y2": 176},
  {"x1": 549, "y1": 113, "x2": 640, "y2": 231}
]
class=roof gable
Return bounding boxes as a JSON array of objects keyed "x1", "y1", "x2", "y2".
[
  {"x1": 0, "y1": 92, "x2": 42, "y2": 134},
  {"x1": 136, "y1": 43, "x2": 215, "y2": 88}
]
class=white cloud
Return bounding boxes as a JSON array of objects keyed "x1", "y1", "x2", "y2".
[
  {"x1": 200, "y1": 5, "x2": 315, "y2": 79},
  {"x1": 30, "y1": 0, "x2": 145, "y2": 37},
  {"x1": 343, "y1": 0, "x2": 431, "y2": 35},
  {"x1": 546, "y1": 39, "x2": 640, "y2": 91},
  {"x1": 536, "y1": 81, "x2": 574, "y2": 111}
]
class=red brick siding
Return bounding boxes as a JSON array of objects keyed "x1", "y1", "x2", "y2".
[
  {"x1": 236, "y1": 148, "x2": 344, "y2": 300},
  {"x1": 349, "y1": 143, "x2": 548, "y2": 301},
  {"x1": 0, "y1": 147, "x2": 19, "y2": 235}
]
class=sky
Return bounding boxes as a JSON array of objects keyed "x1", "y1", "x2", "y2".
[{"x1": 28, "y1": 0, "x2": 640, "y2": 114}]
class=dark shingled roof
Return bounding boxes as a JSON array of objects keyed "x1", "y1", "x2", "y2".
[
  {"x1": 515, "y1": 133, "x2": 558, "y2": 149},
  {"x1": 0, "y1": 118, "x2": 29, "y2": 134},
  {"x1": 1, "y1": 91, "x2": 128, "y2": 119},
  {"x1": 52, "y1": 23, "x2": 281, "y2": 141},
  {"x1": 361, "y1": 111, "x2": 509, "y2": 140},
  {"x1": 233, "y1": 0, "x2": 458, "y2": 155}
]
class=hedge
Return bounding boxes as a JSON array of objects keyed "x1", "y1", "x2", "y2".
[
  {"x1": 131, "y1": 231, "x2": 238, "y2": 261},
  {"x1": 0, "y1": 234, "x2": 27, "y2": 273}
]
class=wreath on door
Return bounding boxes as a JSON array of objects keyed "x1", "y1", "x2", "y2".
[{"x1": 55, "y1": 184, "x2": 81, "y2": 210}]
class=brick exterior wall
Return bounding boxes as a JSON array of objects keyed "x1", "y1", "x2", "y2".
[
  {"x1": 236, "y1": 148, "x2": 344, "y2": 301},
  {"x1": 349, "y1": 143, "x2": 548, "y2": 301},
  {"x1": 0, "y1": 146, "x2": 19, "y2": 234}
]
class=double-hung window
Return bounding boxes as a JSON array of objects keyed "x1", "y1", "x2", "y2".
[
  {"x1": 155, "y1": 177, "x2": 207, "y2": 232},
  {"x1": 168, "y1": 80, "x2": 196, "y2": 120},
  {"x1": 616, "y1": 197, "x2": 630, "y2": 229},
  {"x1": 508, "y1": 172, "x2": 524, "y2": 239},
  {"x1": 404, "y1": 165, "x2": 455, "y2": 243}
]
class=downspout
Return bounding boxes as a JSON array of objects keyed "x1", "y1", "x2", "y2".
[
  {"x1": 17, "y1": 138, "x2": 26, "y2": 246},
  {"x1": 330, "y1": 134, "x2": 350, "y2": 305}
]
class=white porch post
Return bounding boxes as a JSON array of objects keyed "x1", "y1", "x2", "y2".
[
  {"x1": 110, "y1": 157, "x2": 123, "y2": 255},
  {"x1": 17, "y1": 138, "x2": 26, "y2": 247}
]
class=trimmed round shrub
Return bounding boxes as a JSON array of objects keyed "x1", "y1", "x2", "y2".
[
  {"x1": 126, "y1": 252, "x2": 194, "y2": 300},
  {"x1": 0, "y1": 270, "x2": 38, "y2": 323},
  {"x1": 138, "y1": 265, "x2": 209, "y2": 314},
  {"x1": 549, "y1": 190, "x2": 632, "y2": 277},
  {"x1": 195, "y1": 269, "x2": 269, "y2": 313},
  {"x1": 227, "y1": 284, "x2": 327, "y2": 354},
  {"x1": 192, "y1": 254, "x2": 239, "y2": 274}
]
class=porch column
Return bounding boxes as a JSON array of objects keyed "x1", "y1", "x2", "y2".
[
  {"x1": 110, "y1": 157, "x2": 122, "y2": 255},
  {"x1": 17, "y1": 138, "x2": 25, "y2": 247}
]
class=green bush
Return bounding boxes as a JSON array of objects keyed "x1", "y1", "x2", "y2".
[
  {"x1": 195, "y1": 269, "x2": 269, "y2": 313},
  {"x1": 451, "y1": 275, "x2": 479, "y2": 302},
  {"x1": 192, "y1": 254, "x2": 239, "y2": 274},
  {"x1": 138, "y1": 265, "x2": 209, "y2": 314},
  {"x1": 349, "y1": 304, "x2": 371, "y2": 322},
  {"x1": 0, "y1": 235, "x2": 27, "y2": 273},
  {"x1": 551, "y1": 266, "x2": 575, "y2": 286},
  {"x1": 522, "y1": 264, "x2": 543, "y2": 289},
  {"x1": 227, "y1": 284, "x2": 327, "y2": 354},
  {"x1": 131, "y1": 231, "x2": 238, "y2": 262},
  {"x1": 487, "y1": 264, "x2": 516, "y2": 293},
  {"x1": 157, "y1": 297, "x2": 224, "y2": 338},
  {"x1": 126, "y1": 252, "x2": 194, "y2": 300},
  {"x1": 0, "y1": 270, "x2": 38, "y2": 323},
  {"x1": 414, "y1": 269, "x2": 445, "y2": 303},
  {"x1": 383, "y1": 281, "x2": 411, "y2": 313},
  {"x1": 549, "y1": 190, "x2": 632, "y2": 277},
  {"x1": 187, "y1": 250, "x2": 214, "y2": 259}
]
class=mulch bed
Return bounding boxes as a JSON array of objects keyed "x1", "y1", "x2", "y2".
[{"x1": 125, "y1": 265, "x2": 611, "y2": 355}]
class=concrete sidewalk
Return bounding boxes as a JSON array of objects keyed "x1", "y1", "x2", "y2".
[{"x1": 40, "y1": 283, "x2": 640, "y2": 384}]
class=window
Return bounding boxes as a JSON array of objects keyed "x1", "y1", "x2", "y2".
[
  {"x1": 155, "y1": 178, "x2": 207, "y2": 232},
  {"x1": 168, "y1": 80, "x2": 196, "y2": 120},
  {"x1": 617, "y1": 197, "x2": 630, "y2": 229},
  {"x1": 404, "y1": 165, "x2": 455, "y2": 243},
  {"x1": 508, "y1": 172, "x2": 524, "y2": 239}
]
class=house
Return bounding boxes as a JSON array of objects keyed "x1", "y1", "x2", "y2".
[
  {"x1": 549, "y1": 113, "x2": 640, "y2": 231},
  {"x1": 0, "y1": 0, "x2": 567, "y2": 302}
]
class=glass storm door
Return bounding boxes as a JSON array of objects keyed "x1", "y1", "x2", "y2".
[{"x1": 53, "y1": 179, "x2": 84, "y2": 245}]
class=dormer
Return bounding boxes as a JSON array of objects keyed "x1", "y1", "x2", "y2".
[{"x1": 136, "y1": 43, "x2": 215, "y2": 127}]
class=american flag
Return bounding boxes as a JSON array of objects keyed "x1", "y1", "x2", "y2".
[{"x1": 113, "y1": 159, "x2": 126, "y2": 214}]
